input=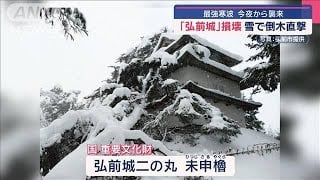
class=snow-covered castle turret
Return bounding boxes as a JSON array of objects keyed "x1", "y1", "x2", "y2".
[{"x1": 152, "y1": 34, "x2": 262, "y2": 127}]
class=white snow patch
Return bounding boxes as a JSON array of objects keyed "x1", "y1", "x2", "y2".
[
  {"x1": 161, "y1": 33, "x2": 181, "y2": 41},
  {"x1": 124, "y1": 47, "x2": 135, "y2": 55},
  {"x1": 101, "y1": 87, "x2": 131, "y2": 106},
  {"x1": 163, "y1": 78, "x2": 178, "y2": 86},
  {"x1": 40, "y1": 106, "x2": 116, "y2": 150},
  {"x1": 89, "y1": 98, "x2": 101, "y2": 108},
  {"x1": 131, "y1": 58, "x2": 141, "y2": 63},
  {"x1": 41, "y1": 99, "x2": 145, "y2": 153},
  {"x1": 119, "y1": 62, "x2": 129, "y2": 71},
  {"x1": 152, "y1": 33, "x2": 181, "y2": 53},
  {"x1": 145, "y1": 47, "x2": 177, "y2": 66},
  {"x1": 214, "y1": 152, "x2": 280, "y2": 179},
  {"x1": 192, "y1": 44, "x2": 211, "y2": 59},
  {"x1": 113, "y1": 87, "x2": 131, "y2": 97},
  {"x1": 190, "y1": 34, "x2": 243, "y2": 61},
  {"x1": 112, "y1": 100, "x2": 131, "y2": 119},
  {"x1": 204, "y1": 115, "x2": 227, "y2": 129},
  {"x1": 178, "y1": 89, "x2": 227, "y2": 129},
  {"x1": 255, "y1": 62, "x2": 272, "y2": 69},
  {"x1": 41, "y1": 133, "x2": 62, "y2": 148},
  {"x1": 137, "y1": 36, "x2": 152, "y2": 49},
  {"x1": 100, "y1": 82, "x2": 123, "y2": 94},
  {"x1": 120, "y1": 104, "x2": 145, "y2": 129},
  {"x1": 176, "y1": 98, "x2": 200, "y2": 116}
]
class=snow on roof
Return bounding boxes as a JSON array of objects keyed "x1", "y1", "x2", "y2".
[
  {"x1": 152, "y1": 33, "x2": 181, "y2": 53},
  {"x1": 177, "y1": 43, "x2": 244, "y2": 79},
  {"x1": 145, "y1": 47, "x2": 178, "y2": 66},
  {"x1": 147, "y1": 41, "x2": 244, "y2": 80},
  {"x1": 161, "y1": 34, "x2": 244, "y2": 67},
  {"x1": 189, "y1": 34, "x2": 243, "y2": 62},
  {"x1": 182, "y1": 80, "x2": 262, "y2": 109},
  {"x1": 160, "y1": 33, "x2": 181, "y2": 41}
]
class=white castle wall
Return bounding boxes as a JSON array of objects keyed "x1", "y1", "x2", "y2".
[
  {"x1": 205, "y1": 98, "x2": 246, "y2": 127},
  {"x1": 169, "y1": 65, "x2": 241, "y2": 98}
]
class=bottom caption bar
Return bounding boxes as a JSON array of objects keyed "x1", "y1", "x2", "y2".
[{"x1": 86, "y1": 155, "x2": 235, "y2": 176}]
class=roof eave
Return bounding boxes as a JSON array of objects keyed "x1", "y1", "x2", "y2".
[{"x1": 182, "y1": 81, "x2": 262, "y2": 110}]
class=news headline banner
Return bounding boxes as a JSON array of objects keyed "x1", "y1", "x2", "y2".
[
  {"x1": 86, "y1": 155, "x2": 235, "y2": 176},
  {"x1": 174, "y1": 5, "x2": 312, "y2": 35}
]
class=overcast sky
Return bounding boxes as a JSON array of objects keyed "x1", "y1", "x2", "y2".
[{"x1": 1, "y1": 1, "x2": 279, "y2": 130}]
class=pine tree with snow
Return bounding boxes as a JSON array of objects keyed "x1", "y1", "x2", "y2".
[
  {"x1": 40, "y1": 84, "x2": 82, "y2": 123},
  {"x1": 109, "y1": 27, "x2": 169, "y2": 82},
  {"x1": 245, "y1": 110, "x2": 264, "y2": 132},
  {"x1": 40, "y1": 7, "x2": 88, "y2": 41},
  {"x1": 240, "y1": 35, "x2": 280, "y2": 94}
]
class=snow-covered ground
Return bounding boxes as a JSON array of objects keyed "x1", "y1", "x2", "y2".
[
  {"x1": 165, "y1": 128, "x2": 278, "y2": 153},
  {"x1": 215, "y1": 151, "x2": 280, "y2": 180},
  {"x1": 140, "y1": 151, "x2": 280, "y2": 180},
  {"x1": 165, "y1": 128, "x2": 280, "y2": 179}
]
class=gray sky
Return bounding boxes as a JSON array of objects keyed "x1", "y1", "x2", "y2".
[{"x1": 1, "y1": 1, "x2": 279, "y2": 130}]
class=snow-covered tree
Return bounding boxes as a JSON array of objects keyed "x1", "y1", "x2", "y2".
[
  {"x1": 109, "y1": 27, "x2": 169, "y2": 82},
  {"x1": 265, "y1": 126, "x2": 280, "y2": 140},
  {"x1": 40, "y1": 108, "x2": 50, "y2": 128},
  {"x1": 40, "y1": 7, "x2": 88, "y2": 40},
  {"x1": 40, "y1": 85, "x2": 82, "y2": 124},
  {"x1": 240, "y1": 35, "x2": 280, "y2": 94},
  {"x1": 245, "y1": 110, "x2": 264, "y2": 132}
]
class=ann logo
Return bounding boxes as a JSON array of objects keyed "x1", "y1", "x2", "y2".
[{"x1": 7, "y1": 3, "x2": 43, "y2": 22}]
